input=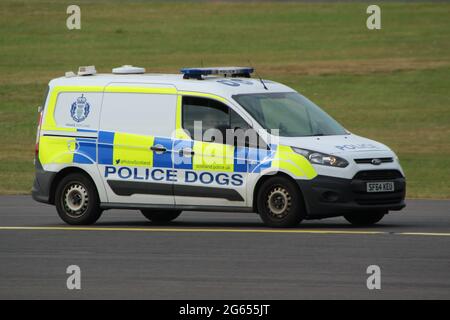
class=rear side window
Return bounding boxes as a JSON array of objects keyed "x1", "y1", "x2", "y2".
[
  {"x1": 54, "y1": 92, "x2": 103, "y2": 130},
  {"x1": 100, "y1": 93, "x2": 177, "y2": 137}
]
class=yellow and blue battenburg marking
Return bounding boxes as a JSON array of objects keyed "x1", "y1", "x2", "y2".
[
  {"x1": 41, "y1": 130, "x2": 316, "y2": 179},
  {"x1": 73, "y1": 129, "x2": 97, "y2": 164},
  {"x1": 173, "y1": 139, "x2": 194, "y2": 170},
  {"x1": 94, "y1": 131, "x2": 279, "y2": 174},
  {"x1": 98, "y1": 130, "x2": 114, "y2": 165},
  {"x1": 98, "y1": 131, "x2": 174, "y2": 168},
  {"x1": 39, "y1": 128, "x2": 98, "y2": 165},
  {"x1": 93, "y1": 128, "x2": 273, "y2": 173}
]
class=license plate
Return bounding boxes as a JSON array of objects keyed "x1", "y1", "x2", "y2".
[{"x1": 366, "y1": 182, "x2": 395, "y2": 193}]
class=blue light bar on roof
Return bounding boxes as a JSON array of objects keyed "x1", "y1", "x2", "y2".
[{"x1": 180, "y1": 66, "x2": 254, "y2": 79}]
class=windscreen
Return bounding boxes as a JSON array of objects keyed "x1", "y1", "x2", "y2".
[{"x1": 233, "y1": 92, "x2": 348, "y2": 137}]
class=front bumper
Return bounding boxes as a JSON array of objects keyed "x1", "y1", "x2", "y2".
[{"x1": 297, "y1": 171, "x2": 406, "y2": 219}]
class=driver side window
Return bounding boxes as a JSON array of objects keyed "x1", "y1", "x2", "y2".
[
  {"x1": 182, "y1": 96, "x2": 263, "y2": 148},
  {"x1": 182, "y1": 96, "x2": 229, "y2": 140}
]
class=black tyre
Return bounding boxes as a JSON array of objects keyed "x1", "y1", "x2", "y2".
[
  {"x1": 257, "y1": 176, "x2": 305, "y2": 227},
  {"x1": 344, "y1": 211, "x2": 386, "y2": 226},
  {"x1": 55, "y1": 173, "x2": 102, "y2": 225},
  {"x1": 140, "y1": 210, "x2": 182, "y2": 223}
]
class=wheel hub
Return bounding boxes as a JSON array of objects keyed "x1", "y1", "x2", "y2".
[
  {"x1": 63, "y1": 183, "x2": 88, "y2": 218},
  {"x1": 267, "y1": 186, "x2": 291, "y2": 218}
]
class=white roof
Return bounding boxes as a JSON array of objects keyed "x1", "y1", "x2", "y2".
[{"x1": 48, "y1": 73, "x2": 296, "y2": 100}]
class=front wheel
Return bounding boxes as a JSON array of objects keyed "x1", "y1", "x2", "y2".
[
  {"x1": 344, "y1": 211, "x2": 386, "y2": 226},
  {"x1": 257, "y1": 176, "x2": 305, "y2": 228},
  {"x1": 55, "y1": 173, "x2": 102, "y2": 225},
  {"x1": 140, "y1": 210, "x2": 182, "y2": 223}
]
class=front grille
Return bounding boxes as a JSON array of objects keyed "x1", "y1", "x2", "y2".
[
  {"x1": 354, "y1": 157, "x2": 393, "y2": 164},
  {"x1": 353, "y1": 170, "x2": 403, "y2": 180}
]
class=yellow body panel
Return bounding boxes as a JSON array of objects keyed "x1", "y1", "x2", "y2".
[
  {"x1": 113, "y1": 132, "x2": 154, "y2": 167},
  {"x1": 39, "y1": 136, "x2": 74, "y2": 164},
  {"x1": 193, "y1": 141, "x2": 234, "y2": 172},
  {"x1": 271, "y1": 145, "x2": 317, "y2": 179}
]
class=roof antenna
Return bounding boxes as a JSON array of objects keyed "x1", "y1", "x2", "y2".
[{"x1": 248, "y1": 59, "x2": 268, "y2": 90}]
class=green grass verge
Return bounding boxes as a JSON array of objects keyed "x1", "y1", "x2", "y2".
[{"x1": 0, "y1": 1, "x2": 449, "y2": 198}]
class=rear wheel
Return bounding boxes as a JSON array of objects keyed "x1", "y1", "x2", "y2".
[
  {"x1": 344, "y1": 211, "x2": 386, "y2": 226},
  {"x1": 257, "y1": 176, "x2": 305, "y2": 228},
  {"x1": 140, "y1": 210, "x2": 182, "y2": 223},
  {"x1": 55, "y1": 173, "x2": 102, "y2": 225}
]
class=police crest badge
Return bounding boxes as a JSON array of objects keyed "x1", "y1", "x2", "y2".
[{"x1": 70, "y1": 94, "x2": 90, "y2": 122}]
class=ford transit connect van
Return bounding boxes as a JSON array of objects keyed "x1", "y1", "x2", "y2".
[{"x1": 32, "y1": 65, "x2": 406, "y2": 227}]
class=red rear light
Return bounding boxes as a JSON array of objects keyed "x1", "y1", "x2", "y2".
[{"x1": 35, "y1": 142, "x2": 39, "y2": 158}]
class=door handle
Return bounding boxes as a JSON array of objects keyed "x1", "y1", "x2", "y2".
[
  {"x1": 179, "y1": 148, "x2": 195, "y2": 157},
  {"x1": 150, "y1": 145, "x2": 167, "y2": 154}
]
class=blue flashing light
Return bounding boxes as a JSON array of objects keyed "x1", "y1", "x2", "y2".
[{"x1": 180, "y1": 67, "x2": 254, "y2": 79}]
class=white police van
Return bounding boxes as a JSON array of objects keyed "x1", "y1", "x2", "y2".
[{"x1": 32, "y1": 65, "x2": 406, "y2": 227}]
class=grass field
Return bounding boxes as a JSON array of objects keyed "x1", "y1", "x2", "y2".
[{"x1": 0, "y1": 1, "x2": 449, "y2": 198}]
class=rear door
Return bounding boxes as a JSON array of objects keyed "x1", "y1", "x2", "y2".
[{"x1": 98, "y1": 83, "x2": 177, "y2": 205}]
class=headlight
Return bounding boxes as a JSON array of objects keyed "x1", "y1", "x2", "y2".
[{"x1": 292, "y1": 147, "x2": 349, "y2": 168}]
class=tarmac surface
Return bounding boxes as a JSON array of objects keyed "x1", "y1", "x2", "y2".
[{"x1": 0, "y1": 196, "x2": 449, "y2": 299}]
